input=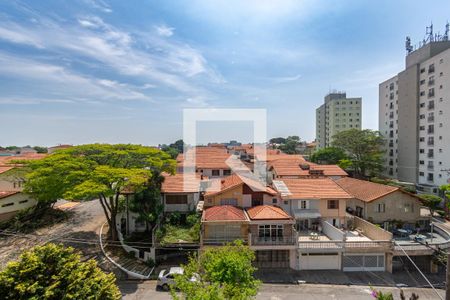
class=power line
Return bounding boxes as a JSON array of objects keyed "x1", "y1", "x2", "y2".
[{"x1": 394, "y1": 241, "x2": 444, "y2": 300}]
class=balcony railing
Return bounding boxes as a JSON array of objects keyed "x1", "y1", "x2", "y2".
[
  {"x1": 297, "y1": 240, "x2": 392, "y2": 251},
  {"x1": 428, "y1": 116, "x2": 435, "y2": 122},
  {"x1": 252, "y1": 235, "x2": 296, "y2": 246},
  {"x1": 427, "y1": 165, "x2": 434, "y2": 170},
  {"x1": 428, "y1": 104, "x2": 435, "y2": 110},
  {"x1": 202, "y1": 237, "x2": 248, "y2": 246},
  {"x1": 427, "y1": 153, "x2": 434, "y2": 158},
  {"x1": 427, "y1": 140, "x2": 434, "y2": 146}
]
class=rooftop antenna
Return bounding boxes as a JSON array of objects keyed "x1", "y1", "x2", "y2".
[
  {"x1": 405, "y1": 36, "x2": 413, "y2": 54},
  {"x1": 426, "y1": 22, "x2": 434, "y2": 42},
  {"x1": 444, "y1": 21, "x2": 449, "y2": 41}
]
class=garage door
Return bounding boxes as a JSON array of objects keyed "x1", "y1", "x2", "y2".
[
  {"x1": 343, "y1": 254, "x2": 385, "y2": 272},
  {"x1": 299, "y1": 253, "x2": 340, "y2": 270}
]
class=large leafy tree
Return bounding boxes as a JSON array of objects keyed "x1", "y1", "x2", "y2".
[
  {"x1": 310, "y1": 147, "x2": 348, "y2": 165},
  {"x1": 332, "y1": 129, "x2": 385, "y2": 178},
  {"x1": 129, "y1": 172, "x2": 164, "y2": 232},
  {"x1": 24, "y1": 144, "x2": 175, "y2": 240},
  {"x1": 0, "y1": 243, "x2": 121, "y2": 300},
  {"x1": 278, "y1": 136, "x2": 301, "y2": 154},
  {"x1": 419, "y1": 194, "x2": 442, "y2": 218},
  {"x1": 172, "y1": 241, "x2": 260, "y2": 300}
]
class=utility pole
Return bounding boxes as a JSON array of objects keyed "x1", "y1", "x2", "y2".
[{"x1": 446, "y1": 253, "x2": 450, "y2": 300}]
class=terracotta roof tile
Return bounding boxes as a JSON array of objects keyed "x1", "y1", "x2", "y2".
[
  {"x1": 205, "y1": 174, "x2": 277, "y2": 196},
  {"x1": 246, "y1": 205, "x2": 292, "y2": 220},
  {"x1": 161, "y1": 173, "x2": 203, "y2": 193},
  {"x1": 335, "y1": 177, "x2": 399, "y2": 202},
  {"x1": 0, "y1": 166, "x2": 14, "y2": 174},
  {"x1": 273, "y1": 178, "x2": 352, "y2": 199},
  {"x1": 269, "y1": 160, "x2": 347, "y2": 177},
  {"x1": 202, "y1": 205, "x2": 248, "y2": 222}
]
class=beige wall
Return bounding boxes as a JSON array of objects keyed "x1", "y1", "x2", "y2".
[
  {"x1": 346, "y1": 191, "x2": 423, "y2": 224},
  {"x1": 203, "y1": 222, "x2": 248, "y2": 239},
  {"x1": 0, "y1": 193, "x2": 37, "y2": 222},
  {"x1": 204, "y1": 185, "x2": 243, "y2": 207},
  {"x1": 319, "y1": 199, "x2": 347, "y2": 219}
]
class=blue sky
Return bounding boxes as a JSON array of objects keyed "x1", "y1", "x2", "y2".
[{"x1": 1, "y1": 0, "x2": 450, "y2": 146}]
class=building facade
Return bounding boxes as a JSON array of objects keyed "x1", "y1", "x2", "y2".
[
  {"x1": 316, "y1": 92, "x2": 362, "y2": 149},
  {"x1": 379, "y1": 39, "x2": 450, "y2": 193}
]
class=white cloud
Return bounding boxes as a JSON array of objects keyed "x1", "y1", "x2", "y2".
[
  {"x1": 155, "y1": 25, "x2": 175, "y2": 37},
  {"x1": 82, "y1": 0, "x2": 112, "y2": 13},
  {"x1": 0, "y1": 52, "x2": 151, "y2": 103},
  {"x1": 273, "y1": 74, "x2": 302, "y2": 83}
]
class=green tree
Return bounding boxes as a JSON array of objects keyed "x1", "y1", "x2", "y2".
[
  {"x1": 33, "y1": 146, "x2": 48, "y2": 153},
  {"x1": 269, "y1": 137, "x2": 287, "y2": 144},
  {"x1": 332, "y1": 129, "x2": 385, "y2": 178},
  {"x1": 23, "y1": 144, "x2": 175, "y2": 240},
  {"x1": 170, "y1": 139, "x2": 185, "y2": 153},
  {"x1": 279, "y1": 136, "x2": 301, "y2": 154},
  {"x1": 172, "y1": 241, "x2": 260, "y2": 300},
  {"x1": 129, "y1": 172, "x2": 165, "y2": 232},
  {"x1": 310, "y1": 147, "x2": 348, "y2": 164},
  {"x1": 0, "y1": 243, "x2": 121, "y2": 300},
  {"x1": 419, "y1": 194, "x2": 442, "y2": 218}
]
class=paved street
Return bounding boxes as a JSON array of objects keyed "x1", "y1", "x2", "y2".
[
  {"x1": 0, "y1": 199, "x2": 107, "y2": 268},
  {"x1": 119, "y1": 281, "x2": 445, "y2": 300}
]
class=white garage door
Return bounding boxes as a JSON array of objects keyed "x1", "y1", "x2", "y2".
[
  {"x1": 299, "y1": 253, "x2": 340, "y2": 270},
  {"x1": 343, "y1": 254, "x2": 385, "y2": 272}
]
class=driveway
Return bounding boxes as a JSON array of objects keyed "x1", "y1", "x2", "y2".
[
  {"x1": 0, "y1": 199, "x2": 108, "y2": 269},
  {"x1": 118, "y1": 281, "x2": 445, "y2": 300}
]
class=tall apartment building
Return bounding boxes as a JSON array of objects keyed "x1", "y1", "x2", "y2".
[
  {"x1": 379, "y1": 25, "x2": 450, "y2": 194},
  {"x1": 316, "y1": 92, "x2": 362, "y2": 149}
]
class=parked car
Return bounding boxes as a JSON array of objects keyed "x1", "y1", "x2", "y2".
[{"x1": 157, "y1": 267, "x2": 199, "y2": 291}]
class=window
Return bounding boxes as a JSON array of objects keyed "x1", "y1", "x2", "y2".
[
  {"x1": 327, "y1": 200, "x2": 339, "y2": 209},
  {"x1": 420, "y1": 68, "x2": 425, "y2": 74},
  {"x1": 419, "y1": 172, "x2": 424, "y2": 176},
  {"x1": 166, "y1": 195, "x2": 188, "y2": 205},
  {"x1": 404, "y1": 203, "x2": 414, "y2": 213},
  {"x1": 376, "y1": 203, "x2": 385, "y2": 213},
  {"x1": 300, "y1": 200, "x2": 308, "y2": 209},
  {"x1": 223, "y1": 169, "x2": 231, "y2": 176},
  {"x1": 419, "y1": 160, "x2": 424, "y2": 165},
  {"x1": 420, "y1": 79, "x2": 426, "y2": 85},
  {"x1": 211, "y1": 169, "x2": 220, "y2": 176},
  {"x1": 220, "y1": 198, "x2": 238, "y2": 206},
  {"x1": 258, "y1": 224, "x2": 283, "y2": 239},
  {"x1": 272, "y1": 198, "x2": 277, "y2": 204}
]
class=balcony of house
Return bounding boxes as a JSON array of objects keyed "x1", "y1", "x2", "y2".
[
  {"x1": 201, "y1": 235, "x2": 248, "y2": 246},
  {"x1": 393, "y1": 222, "x2": 450, "y2": 256},
  {"x1": 248, "y1": 220, "x2": 298, "y2": 249},
  {"x1": 297, "y1": 220, "x2": 345, "y2": 252}
]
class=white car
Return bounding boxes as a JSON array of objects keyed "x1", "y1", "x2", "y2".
[{"x1": 157, "y1": 267, "x2": 199, "y2": 291}]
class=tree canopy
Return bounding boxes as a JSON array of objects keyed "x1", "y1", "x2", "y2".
[
  {"x1": 0, "y1": 243, "x2": 121, "y2": 300},
  {"x1": 310, "y1": 147, "x2": 348, "y2": 165},
  {"x1": 332, "y1": 129, "x2": 385, "y2": 178},
  {"x1": 172, "y1": 241, "x2": 260, "y2": 300},
  {"x1": 273, "y1": 136, "x2": 302, "y2": 154},
  {"x1": 24, "y1": 144, "x2": 175, "y2": 240},
  {"x1": 419, "y1": 194, "x2": 442, "y2": 217}
]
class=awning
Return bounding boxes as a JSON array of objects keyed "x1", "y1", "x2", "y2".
[{"x1": 293, "y1": 209, "x2": 321, "y2": 219}]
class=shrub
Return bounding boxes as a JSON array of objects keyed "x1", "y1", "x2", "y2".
[
  {"x1": 0, "y1": 243, "x2": 121, "y2": 300},
  {"x1": 186, "y1": 213, "x2": 199, "y2": 227}
]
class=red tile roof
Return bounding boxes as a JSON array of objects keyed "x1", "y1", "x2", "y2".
[
  {"x1": 0, "y1": 191, "x2": 20, "y2": 199},
  {"x1": 205, "y1": 174, "x2": 277, "y2": 196},
  {"x1": 161, "y1": 173, "x2": 202, "y2": 193},
  {"x1": 274, "y1": 178, "x2": 352, "y2": 200},
  {"x1": 269, "y1": 160, "x2": 347, "y2": 177},
  {"x1": 246, "y1": 205, "x2": 292, "y2": 220},
  {"x1": 202, "y1": 205, "x2": 248, "y2": 222},
  {"x1": 177, "y1": 147, "x2": 231, "y2": 169},
  {"x1": 335, "y1": 177, "x2": 399, "y2": 203}
]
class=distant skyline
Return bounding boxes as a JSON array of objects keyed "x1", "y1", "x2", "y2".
[{"x1": 1, "y1": 0, "x2": 450, "y2": 146}]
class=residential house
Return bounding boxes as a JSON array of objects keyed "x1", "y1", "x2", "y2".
[
  {"x1": 176, "y1": 147, "x2": 232, "y2": 178},
  {"x1": 0, "y1": 191, "x2": 37, "y2": 222},
  {"x1": 335, "y1": 177, "x2": 429, "y2": 230},
  {"x1": 272, "y1": 178, "x2": 352, "y2": 229},
  {"x1": 201, "y1": 204, "x2": 297, "y2": 269},
  {"x1": 0, "y1": 153, "x2": 46, "y2": 221},
  {"x1": 203, "y1": 174, "x2": 278, "y2": 208},
  {"x1": 161, "y1": 173, "x2": 203, "y2": 214},
  {"x1": 268, "y1": 159, "x2": 347, "y2": 181}
]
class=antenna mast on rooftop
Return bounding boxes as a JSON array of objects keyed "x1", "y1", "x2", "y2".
[
  {"x1": 405, "y1": 36, "x2": 413, "y2": 54},
  {"x1": 444, "y1": 21, "x2": 449, "y2": 41}
]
